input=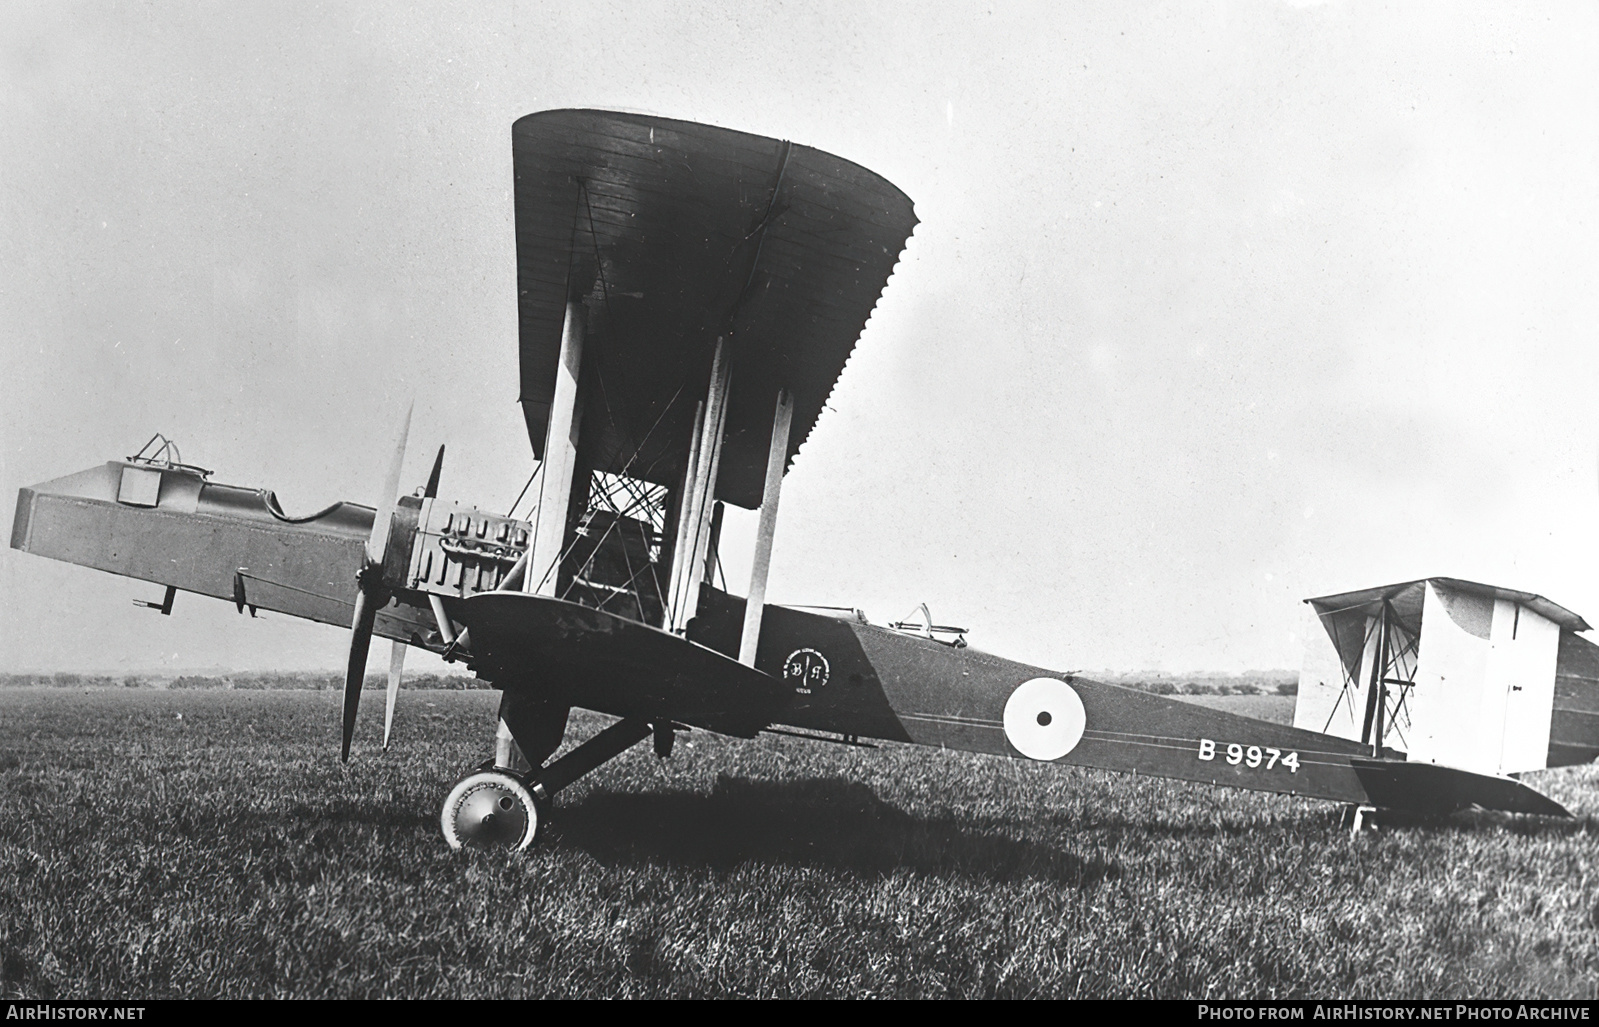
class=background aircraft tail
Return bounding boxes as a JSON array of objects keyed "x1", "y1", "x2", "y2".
[{"x1": 1295, "y1": 577, "x2": 1599, "y2": 776}]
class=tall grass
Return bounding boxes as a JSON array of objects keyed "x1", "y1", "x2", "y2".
[{"x1": 1, "y1": 688, "x2": 1594, "y2": 998}]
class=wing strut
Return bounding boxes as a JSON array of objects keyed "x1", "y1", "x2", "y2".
[
  {"x1": 665, "y1": 399, "x2": 705, "y2": 623},
  {"x1": 668, "y1": 335, "x2": 731, "y2": 632},
  {"x1": 527, "y1": 300, "x2": 586, "y2": 597},
  {"x1": 738, "y1": 388, "x2": 794, "y2": 665}
]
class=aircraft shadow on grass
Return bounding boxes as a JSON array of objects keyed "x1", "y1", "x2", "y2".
[
  {"x1": 546, "y1": 774, "x2": 1120, "y2": 887},
  {"x1": 1380, "y1": 806, "x2": 1599, "y2": 838},
  {"x1": 177, "y1": 785, "x2": 1594, "y2": 880},
  {"x1": 1059, "y1": 802, "x2": 1599, "y2": 843}
]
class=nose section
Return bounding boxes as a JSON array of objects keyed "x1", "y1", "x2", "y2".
[
  {"x1": 12, "y1": 460, "x2": 206, "y2": 566},
  {"x1": 11, "y1": 454, "x2": 369, "y2": 628},
  {"x1": 13, "y1": 462, "x2": 120, "y2": 558}
]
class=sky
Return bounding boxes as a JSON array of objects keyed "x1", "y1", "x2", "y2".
[{"x1": 1, "y1": 0, "x2": 1595, "y2": 676}]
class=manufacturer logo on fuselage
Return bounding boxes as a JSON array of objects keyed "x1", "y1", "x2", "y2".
[{"x1": 783, "y1": 648, "x2": 830, "y2": 694}]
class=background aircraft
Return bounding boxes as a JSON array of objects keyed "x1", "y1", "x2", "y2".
[{"x1": 13, "y1": 111, "x2": 1597, "y2": 848}]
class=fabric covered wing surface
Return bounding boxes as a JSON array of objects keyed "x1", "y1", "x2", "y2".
[
  {"x1": 456, "y1": 591, "x2": 790, "y2": 737},
  {"x1": 513, "y1": 109, "x2": 917, "y2": 509}
]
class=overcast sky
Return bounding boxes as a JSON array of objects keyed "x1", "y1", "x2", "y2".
[{"x1": 2, "y1": 1, "x2": 1595, "y2": 675}]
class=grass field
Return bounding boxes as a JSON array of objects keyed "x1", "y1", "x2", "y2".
[{"x1": 1, "y1": 687, "x2": 1596, "y2": 999}]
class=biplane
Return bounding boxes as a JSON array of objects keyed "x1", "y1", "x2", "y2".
[{"x1": 12, "y1": 110, "x2": 1599, "y2": 849}]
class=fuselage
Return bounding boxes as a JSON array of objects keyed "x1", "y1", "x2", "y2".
[{"x1": 11, "y1": 457, "x2": 1580, "y2": 820}]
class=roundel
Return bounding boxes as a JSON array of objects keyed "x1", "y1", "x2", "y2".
[{"x1": 1002, "y1": 677, "x2": 1087, "y2": 761}]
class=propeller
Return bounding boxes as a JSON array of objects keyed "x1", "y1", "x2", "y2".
[
  {"x1": 423, "y1": 444, "x2": 445, "y2": 501},
  {"x1": 382, "y1": 638, "x2": 406, "y2": 750},
  {"x1": 341, "y1": 404, "x2": 413, "y2": 762},
  {"x1": 380, "y1": 444, "x2": 445, "y2": 752}
]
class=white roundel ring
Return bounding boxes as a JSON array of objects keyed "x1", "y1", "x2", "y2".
[{"x1": 1003, "y1": 677, "x2": 1087, "y2": 761}]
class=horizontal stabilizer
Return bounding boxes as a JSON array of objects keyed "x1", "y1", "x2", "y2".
[{"x1": 1349, "y1": 758, "x2": 1571, "y2": 818}]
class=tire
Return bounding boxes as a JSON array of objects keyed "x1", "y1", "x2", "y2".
[{"x1": 439, "y1": 769, "x2": 540, "y2": 850}]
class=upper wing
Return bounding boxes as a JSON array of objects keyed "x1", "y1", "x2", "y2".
[{"x1": 512, "y1": 109, "x2": 917, "y2": 509}]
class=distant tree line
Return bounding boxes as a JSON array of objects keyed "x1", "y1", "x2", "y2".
[
  {"x1": 1, "y1": 670, "x2": 1297, "y2": 696},
  {"x1": 1087, "y1": 671, "x2": 1298, "y2": 697},
  {"x1": 0, "y1": 672, "x2": 492, "y2": 690}
]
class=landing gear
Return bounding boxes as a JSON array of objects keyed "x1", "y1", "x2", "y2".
[
  {"x1": 440, "y1": 770, "x2": 542, "y2": 850},
  {"x1": 1341, "y1": 803, "x2": 1380, "y2": 837},
  {"x1": 439, "y1": 713, "x2": 656, "y2": 851}
]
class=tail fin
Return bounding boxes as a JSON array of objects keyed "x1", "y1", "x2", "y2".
[{"x1": 1551, "y1": 632, "x2": 1599, "y2": 767}]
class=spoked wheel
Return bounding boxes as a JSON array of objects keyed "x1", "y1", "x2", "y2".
[{"x1": 440, "y1": 770, "x2": 542, "y2": 851}]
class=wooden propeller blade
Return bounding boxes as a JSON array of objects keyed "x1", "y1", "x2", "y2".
[
  {"x1": 366, "y1": 403, "x2": 413, "y2": 568},
  {"x1": 382, "y1": 638, "x2": 406, "y2": 750},
  {"x1": 423, "y1": 444, "x2": 445, "y2": 499},
  {"x1": 341, "y1": 586, "x2": 379, "y2": 762}
]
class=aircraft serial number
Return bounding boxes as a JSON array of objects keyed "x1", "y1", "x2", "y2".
[{"x1": 1197, "y1": 738, "x2": 1299, "y2": 773}]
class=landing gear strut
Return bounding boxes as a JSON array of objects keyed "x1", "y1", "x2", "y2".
[{"x1": 440, "y1": 714, "x2": 656, "y2": 851}]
